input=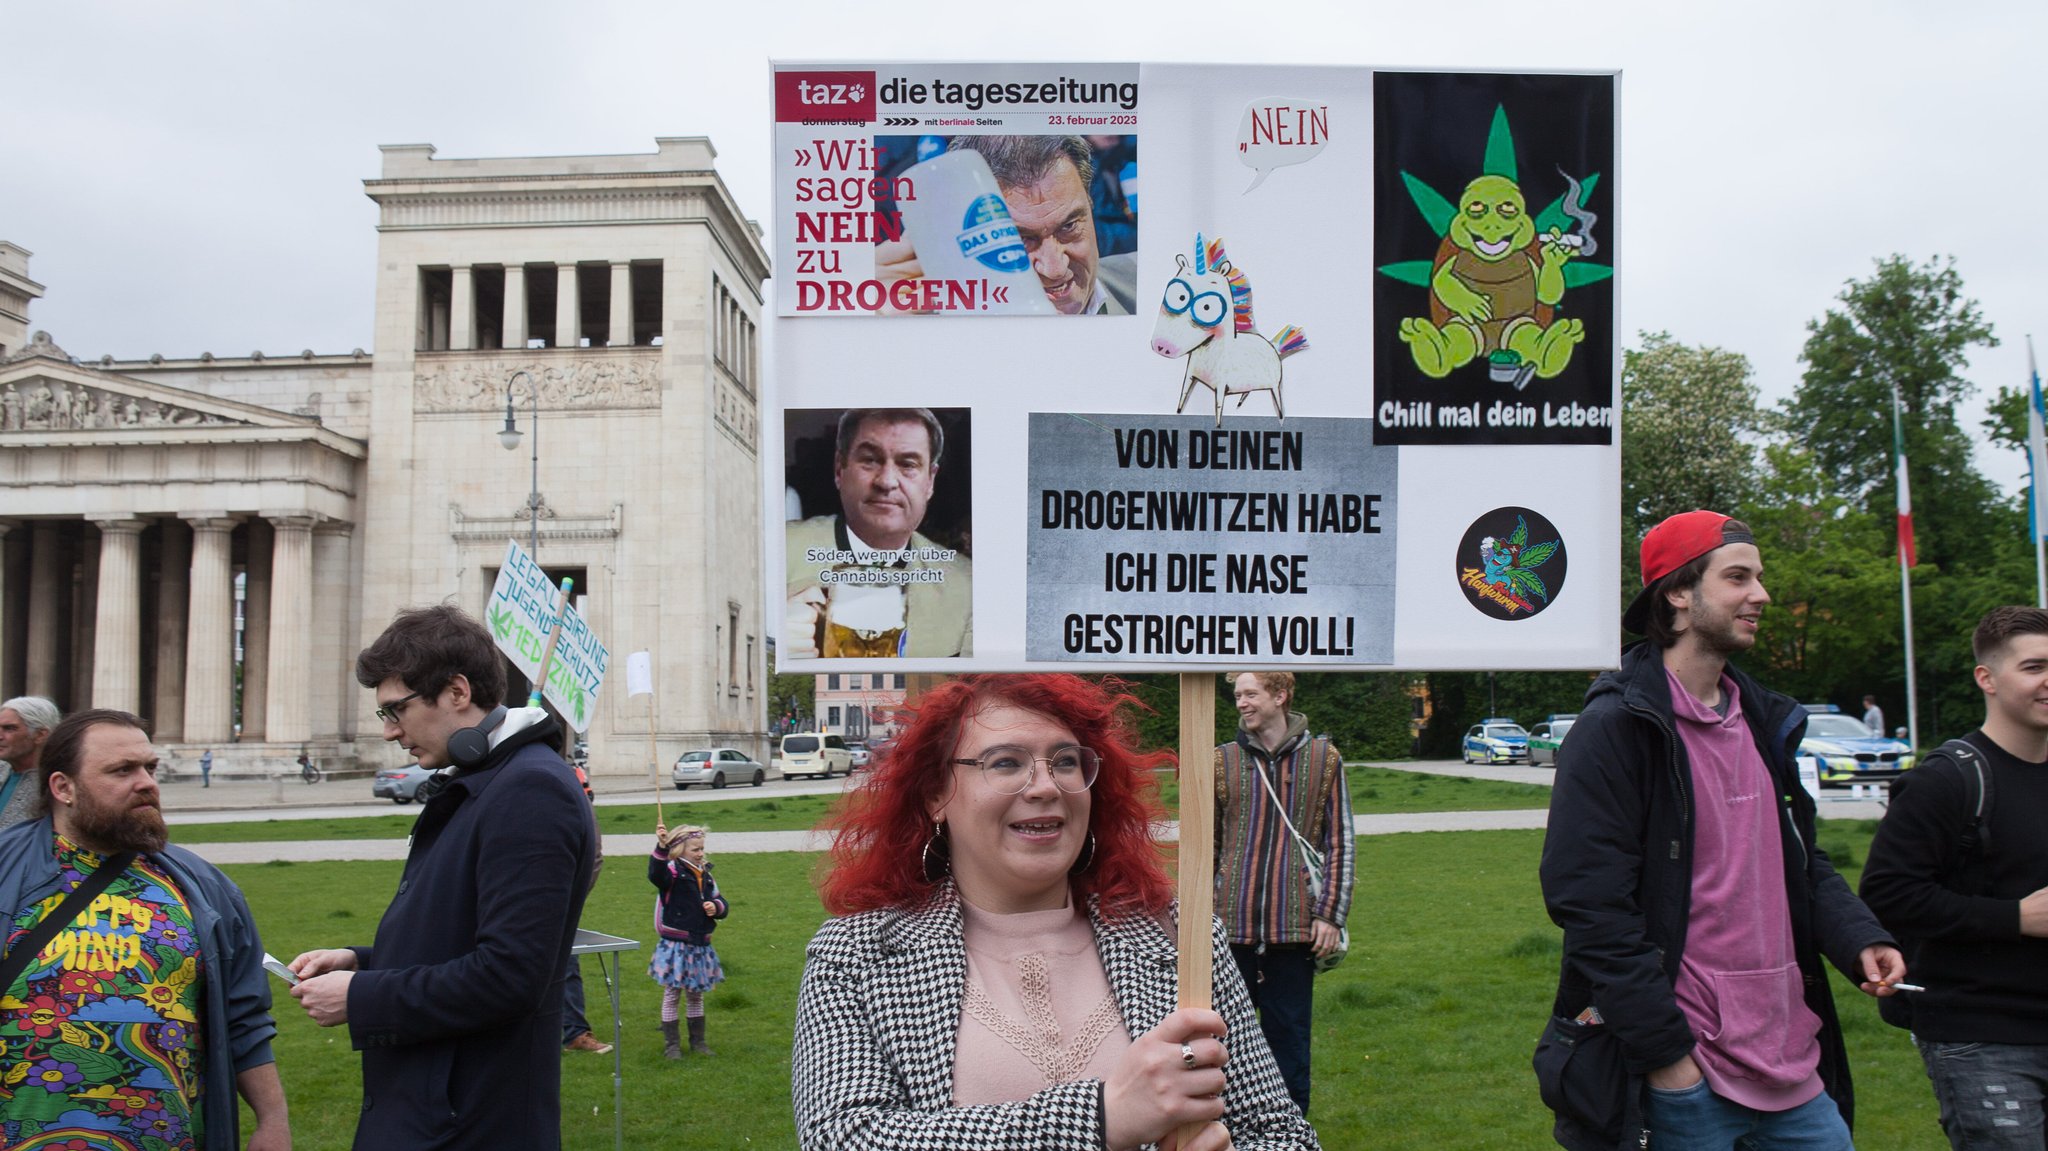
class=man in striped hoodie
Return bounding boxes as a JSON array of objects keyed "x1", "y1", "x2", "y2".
[{"x1": 1214, "y1": 670, "x2": 1355, "y2": 1117}]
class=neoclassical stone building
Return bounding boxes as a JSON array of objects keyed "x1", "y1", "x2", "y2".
[{"x1": 0, "y1": 138, "x2": 770, "y2": 777}]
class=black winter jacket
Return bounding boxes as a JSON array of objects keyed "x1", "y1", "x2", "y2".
[
  {"x1": 650, "y1": 852, "x2": 727, "y2": 945},
  {"x1": 1537, "y1": 644, "x2": 1892, "y2": 1150}
]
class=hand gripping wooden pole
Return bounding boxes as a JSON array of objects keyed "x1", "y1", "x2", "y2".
[
  {"x1": 1176, "y1": 672, "x2": 1216, "y2": 1148},
  {"x1": 527, "y1": 576, "x2": 575, "y2": 709}
]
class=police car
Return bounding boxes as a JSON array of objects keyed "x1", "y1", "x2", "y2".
[
  {"x1": 1798, "y1": 705, "x2": 1915, "y2": 787},
  {"x1": 1526, "y1": 715, "x2": 1578, "y2": 767},
  {"x1": 1462, "y1": 719, "x2": 1531, "y2": 765}
]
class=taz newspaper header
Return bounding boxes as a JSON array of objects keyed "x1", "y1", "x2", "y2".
[{"x1": 773, "y1": 62, "x2": 1140, "y2": 317}]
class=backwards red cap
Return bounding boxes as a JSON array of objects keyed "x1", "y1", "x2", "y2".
[{"x1": 1622, "y1": 511, "x2": 1755, "y2": 634}]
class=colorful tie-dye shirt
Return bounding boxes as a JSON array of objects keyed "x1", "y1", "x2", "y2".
[{"x1": 0, "y1": 837, "x2": 206, "y2": 1151}]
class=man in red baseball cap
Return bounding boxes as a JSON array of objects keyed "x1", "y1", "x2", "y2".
[{"x1": 1535, "y1": 510, "x2": 1907, "y2": 1151}]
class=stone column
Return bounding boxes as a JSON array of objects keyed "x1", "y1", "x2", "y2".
[
  {"x1": 152, "y1": 519, "x2": 190, "y2": 740},
  {"x1": 0, "y1": 522, "x2": 10, "y2": 699},
  {"x1": 241, "y1": 519, "x2": 273, "y2": 741},
  {"x1": 312, "y1": 522, "x2": 354, "y2": 741},
  {"x1": 183, "y1": 516, "x2": 238, "y2": 743},
  {"x1": 555, "y1": 263, "x2": 580, "y2": 348},
  {"x1": 1, "y1": 530, "x2": 21, "y2": 700},
  {"x1": 89, "y1": 519, "x2": 147, "y2": 712},
  {"x1": 429, "y1": 291, "x2": 450, "y2": 350},
  {"x1": 450, "y1": 265, "x2": 475, "y2": 351},
  {"x1": 23, "y1": 523, "x2": 61, "y2": 699},
  {"x1": 264, "y1": 514, "x2": 316, "y2": 745},
  {"x1": 502, "y1": 265, "x2": 528, "y2": 349},
  {"x1": 608, "y1": 261, "x2": 634, "y2": 347},
  {"x1": 70, "y1": 528, "x2": 99, "y2": 710}
]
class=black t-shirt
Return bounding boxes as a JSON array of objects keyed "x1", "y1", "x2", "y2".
[{"x1": 1860, "y1": 730, "x2": 2048, "y2": 1042}]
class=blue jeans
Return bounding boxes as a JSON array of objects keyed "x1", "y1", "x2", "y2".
[
  {"x1": 1917, "y1": 1038, "x2": 2048, "y2": 1149},
  {"x1": 1643, "y1": 1079, "x2": 1853, "y2": 1150},
  {"x1": 561, "y1": 956, "x2": 591, "y2": 1043},
  {"x1": 1231, "y1": 943, "x2": 1314, "y2": 1116}
]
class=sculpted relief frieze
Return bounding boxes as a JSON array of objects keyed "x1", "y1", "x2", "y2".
[
  {"x1": 413, "y1": 355, "x2": 662, "y2": 414},
  {"x1": 0, "y1": 379, "x2": 246, "y2": 433}
]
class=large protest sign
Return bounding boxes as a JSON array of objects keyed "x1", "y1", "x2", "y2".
[
  {"x1": 486, "y1": 539, "x2": 610, "y2": 731},
  {"x1": 769, "y1": 62, "x2": 1621, "y2": 672}
]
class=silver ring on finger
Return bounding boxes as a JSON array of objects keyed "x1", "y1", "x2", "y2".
[{"x1": 1180, "y1": 1041, "x2": 1198, "y2": 1070}]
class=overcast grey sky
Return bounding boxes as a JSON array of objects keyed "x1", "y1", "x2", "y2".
[{"x1": 8, "y1": 0, "x2": 2038, "y2": 490}]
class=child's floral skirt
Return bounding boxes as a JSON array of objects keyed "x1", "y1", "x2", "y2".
[{"x1": 650, "y1": 938, "x2": 724, "y2": 992}]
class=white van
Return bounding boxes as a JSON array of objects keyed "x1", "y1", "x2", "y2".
[{"x1": 780, "y1": 732, "x2": 853, "y2": 779}]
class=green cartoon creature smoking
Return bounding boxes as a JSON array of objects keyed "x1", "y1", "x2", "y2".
[{"x1": 1380, "y1": 106, "x2": 1612, "y2": 385}]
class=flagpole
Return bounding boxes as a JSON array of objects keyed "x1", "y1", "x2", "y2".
[
  {"x1": 2029, "y1": 336, "x2": 2046, "y2": 608},
  {"x1": 1891, "y1": 380, "x2": 1920, "y2": 752}
]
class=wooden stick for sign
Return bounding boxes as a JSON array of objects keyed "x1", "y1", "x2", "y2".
[
  {"x1": 1176, "y1": 671, "x2": 1216, "y2": 1148},
  {"x1": 647, "y1": 661, "x2": 664, "y2": 827},
  {"x1": 528, "y1": 576, "x2": 575, "y2": 708}
]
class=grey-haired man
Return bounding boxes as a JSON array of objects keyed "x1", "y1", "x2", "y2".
[{"x1": 0, "y1": 695, "x2": 59, "y2": 828}]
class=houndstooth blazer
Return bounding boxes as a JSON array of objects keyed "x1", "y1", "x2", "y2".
[{"x1": 792, "y1": 882, "x2": 1321, "y2": 1150}]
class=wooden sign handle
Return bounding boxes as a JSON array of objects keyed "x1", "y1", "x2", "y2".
[
  {"x1": 528, "y1": 576, "x2": 575, "y2": 708},
  {"x1": 647, "y1": 662, "x2": 664, "y2": 828},
  {"x1": 1176, "y1": 672, "x2": 1216, "y2": 1147}
]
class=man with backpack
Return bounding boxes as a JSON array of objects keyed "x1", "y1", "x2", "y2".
[
  {"x1": 1862, "y1": 605, "x2": 2048, "y2": 1149},
  {"x1": 1214, "y1": 670, "x2": 1354, "y2": 1117}
]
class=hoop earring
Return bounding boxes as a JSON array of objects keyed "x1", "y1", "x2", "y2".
[
  {"x1": 1070, "y1": 832, "x2": 1097, "y2": 874},
  {"x1": 922, "y1": 820, "x2": 950, "y2": 881}
]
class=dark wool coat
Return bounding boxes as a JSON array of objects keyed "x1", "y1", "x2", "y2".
[{"x1": 345, "y1": 715, "x2": 598, "y2": 1150}]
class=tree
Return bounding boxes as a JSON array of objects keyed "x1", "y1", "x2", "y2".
[
  {"x1": 1418, "y1": 671, "x2": 1594, "y2": 758},
  {"x1": 1982, "y1": 383, "x2": 2029, "y2": 455},
  {"x1": 1621, "y1": 332, "x2": 1765, "y2": 566},
  {"x1": 1736, "y1": 442, "x2": 1899, "y2": 705},
  {"x1": 766, "y1": 648, "x2": 816, "y2": 731},
  {"x1": 1787, "y1": 255, "x2": 2000, "y2": 572},
  {"x1": 1120, "y1": 671, "x2": 1424, "y2": 762}
]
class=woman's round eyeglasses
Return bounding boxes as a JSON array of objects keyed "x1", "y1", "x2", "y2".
[{"x1": 949, "y1": 745, "x2": 1101, "y2": 794}]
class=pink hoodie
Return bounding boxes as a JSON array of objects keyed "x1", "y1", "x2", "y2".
[{"x1": 1666, "y1": 669, "x2": 1825, "y2": 1112}]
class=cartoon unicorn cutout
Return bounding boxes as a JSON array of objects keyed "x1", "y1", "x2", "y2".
[{"x1": 1150, "y1": 234, "x2": 1308, "y2": 427}]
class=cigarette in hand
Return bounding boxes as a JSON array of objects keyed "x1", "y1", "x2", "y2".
[{"x1": 1889, "y1": 982, "x2": 1927, "y2": 993}]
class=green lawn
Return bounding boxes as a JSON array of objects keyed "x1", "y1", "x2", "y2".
[
  {"x1": 175, "y1": 794, "x2": 842, "y2": 843},
  {"x1": 229, "y1": 819, "x2": 1950, "y2": 1150},
  {"x1": 182, "y1": 768, "x2": 1553, "y2": 845},
  {"x1": 1154, "y1": 764, "x2": 1555, "y2": 816},
  {"x1": 230, "y1": 850, "x2": 822, "y2": 1150}
]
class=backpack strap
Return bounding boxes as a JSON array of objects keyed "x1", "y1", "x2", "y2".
[
  {"x1": 1937, "y1": 738, "x2": 1993, "y2": 862},
  {"x1": 1893, "y1": 738, "x2": 1994, "y2": 882},
  {"x1": 0, "y1": 851, "x2": 137, "y2": 991}
]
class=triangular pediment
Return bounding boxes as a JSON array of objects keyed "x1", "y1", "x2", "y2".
[{"x1": 0, "y1": 357, "x2": 318, "y2": 434}]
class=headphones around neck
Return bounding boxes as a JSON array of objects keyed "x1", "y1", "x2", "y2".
[{"x1": 445, "y1": 704, "x2": 510, "y2": 771}]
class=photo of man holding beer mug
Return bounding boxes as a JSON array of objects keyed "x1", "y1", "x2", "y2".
[{"x1": 785, "y1": 407, "x2": 974, "y2": 658}]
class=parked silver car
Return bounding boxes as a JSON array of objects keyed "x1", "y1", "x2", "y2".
[
  {"x1": 673, "y1": 747, "x2": 769, "y2": 790},
  {"x1": 372, "y1": 763, "x2": 437, "y2": 804}
]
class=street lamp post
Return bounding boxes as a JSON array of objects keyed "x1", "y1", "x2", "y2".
[{"x1": 498, "y1": 370, "x2": 541, "y2": 557}]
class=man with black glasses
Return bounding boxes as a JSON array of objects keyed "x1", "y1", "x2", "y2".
[{"x1": 288, "y1": 604, "x2": 597, "y2": 1149}]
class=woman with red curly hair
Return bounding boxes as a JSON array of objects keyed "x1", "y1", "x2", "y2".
[{"x1": 792, "y1": 674, "x2": 1318, "y2": 1151}]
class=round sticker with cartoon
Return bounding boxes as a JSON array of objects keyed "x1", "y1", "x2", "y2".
[{"x1": 1456, "y1": 507, "x2": 1567, "y2": 620}]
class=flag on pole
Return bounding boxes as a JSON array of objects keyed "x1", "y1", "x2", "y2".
[
  {"x1": 1891, "y1": 382, "x2": 1917, "y2": 568},
  {"x1": 2029, "y1": 339, "x2": 2048, "y2": 543},
  {"x1": 626, "y1": 651, "x2": 653, "y2": 697}
]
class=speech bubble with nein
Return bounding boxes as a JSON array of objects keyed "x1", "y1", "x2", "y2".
[{"x1": 1237, "y1": 98, "x2": 1330, "y2": 193}]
